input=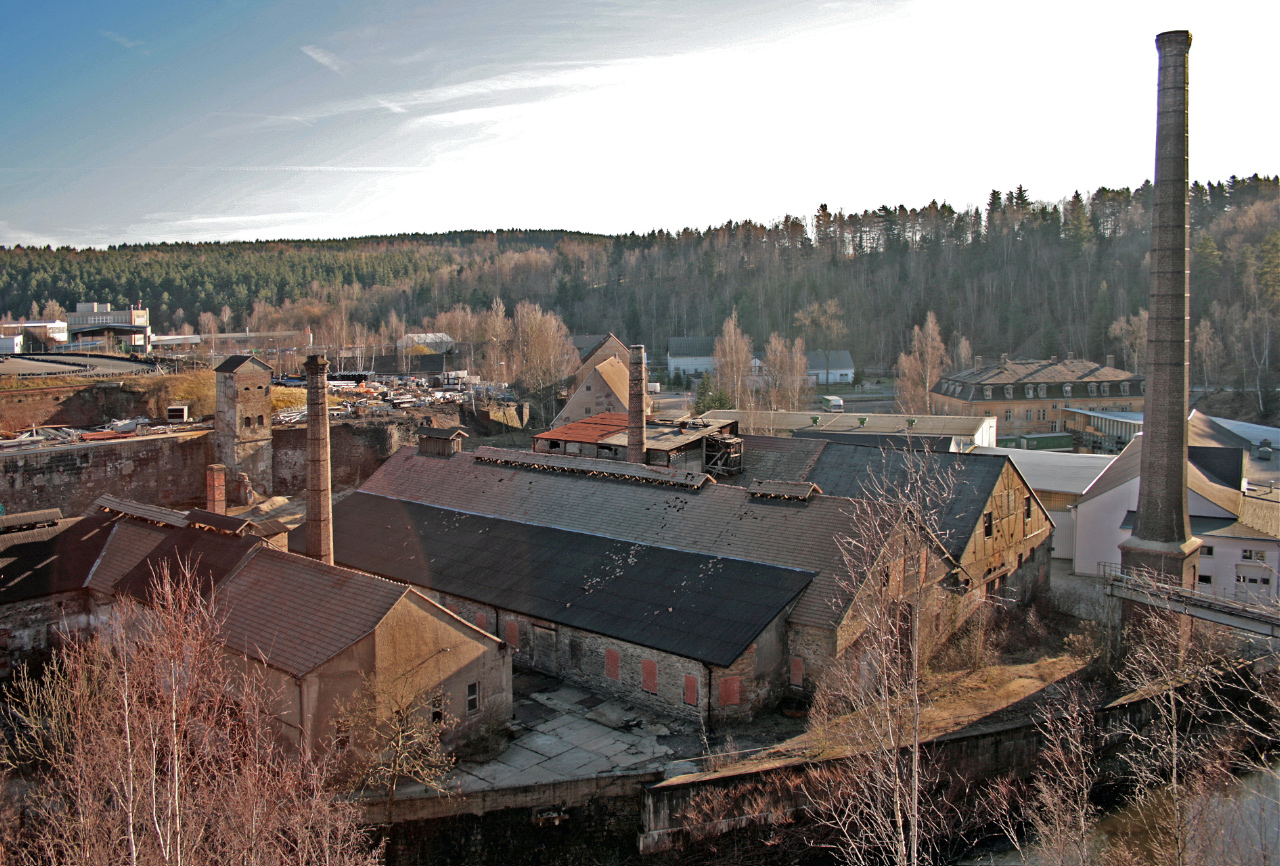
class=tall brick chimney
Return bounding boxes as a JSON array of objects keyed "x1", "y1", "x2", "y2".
[
  {"x1": 1120, "y1": 31, "x2": 1200, "y2": 588},
  {"x1": 304, "y1": 354, "x2": 333, "y2": 565},
  {"x1": 627, "y1": 345, "x2": 646, "y2": 464}
]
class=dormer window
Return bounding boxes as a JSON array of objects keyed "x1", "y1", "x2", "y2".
[
  {"x1": 1025, "y1": 385, "x2": 1035, "y2": 399},
  {"x1": 1120, "y1": 382, "x2": 1130, "y2": 396},
  {"x1": 1140, "y1": 382, "x2": 1146, "y2": 395},
  {"x1": 1004, "y1": 385, "x2": 1014, "y2": 399},
  {"x1": 1101, "y1": 383, "x2": 1110, "y2": 396},
  {"x1": 1037, "y1": 384, "x2": 1047, "y2": 398},
  {"x1": 1088, "y1": 383, "x2": 1098, "y2": 397},
  {"x1": 1063, "y1": 384, "x2": 1072, "y2": 398},
  {"x1": 984, "y1": 386, "x2": 993, "y2": 399}
]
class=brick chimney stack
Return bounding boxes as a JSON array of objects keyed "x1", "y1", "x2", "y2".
[
  {"x1": 627, "y1": 345, "x2": 646, "y2": 464},
  {"x1": 1121, "y1": 30, "x2": 1200, "y2": 588},
  {"x1": 304, "y1": 354, "x2": 333, "y2": 565},
  {"x1": 206, "y1": 464, "x2": 226, "y2": 515}
]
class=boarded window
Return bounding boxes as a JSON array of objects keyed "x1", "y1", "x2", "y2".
[
  {"x1": 505, "y1": 620, "x2": 519, "y2": 648},
  {"x1": 605, "y1": 648, "x2": 620, "y2": 681},
  {"x1": 475, "y1": 611, "x2": 487, "y2": 632},
  {"x1": 719, "y1": 677, "x2": 740, "y2": 707},
  {"x1": 641, "y1": 659, "x2": 657, "y2": 693},
  {"x1": 569, "y1": 637, "x2": 583, "y2": 670},
  {"x1": 684, "y1": 675, "x2": 699, "y2": 706},
  {"x1": 790, "y1": 656, "x2": 805, "y2": 687}
]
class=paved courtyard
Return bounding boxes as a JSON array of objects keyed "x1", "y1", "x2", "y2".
[{"x1": 447, "y1": 677, "x2": 695, "y2": 794}]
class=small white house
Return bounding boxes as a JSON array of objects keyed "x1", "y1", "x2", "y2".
[
  {"x1": 0, "y1": 334, "x2": 22, "y2": 354},
  {"x1": 667, "y1": 336, "x2": 718, "y2": 379},
  {"x1": 806, "y1": 350, "x2": 855, "y2": 385},
  {"x1": 1073, "y1": 422, "x2": 1280, "y2": 603}
]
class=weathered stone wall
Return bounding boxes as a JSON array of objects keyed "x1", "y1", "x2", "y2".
[
  {"x1": 0, "y1": 381, "x2": 152, "y2": 433},
  {"x1": 271, "y1": 420, "x2": 418, "y2": 494},
  {"x1": 0, "y1": 591, "x2": 110, "y2": 678},
  {"x1": 0, "y1": 431, "x2": 213, "y2": 515}
]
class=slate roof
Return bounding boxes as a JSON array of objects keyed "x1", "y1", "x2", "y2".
[
  {"x1": 216, "y1": 547, "x2": 412, "y2": 678},
  {"x1": 84, "y1": 519, "x2": 171, "y2": 594},
  {"x1": 793, "y1": 430, "x2": 960, "y2": 452},
  {"x1": 731, "y1": 435, "x2": 828, "y2": 487},
  {"x1": 357, "y1": 446, "x2": 867, "y2": 629},
  {"x1": 473, "y1": 446, "x2": 713, "y2": 489},
  {"x1": 289, "y1": 492, "x2": 814, "y2": 667},
  {"x1": 799, "y1": 443, "x2": 1010, "y2": 561},
  {"x1": 701, "y1": 410, "x2": 990, "y2": 439},
  {"x1": 937, "y1": 357, "x2": 1141, "y2": 389},
  {"x1": 573, "y1": 334, "x2": 610, "y2": 358},
  {"x1": 213, "y1": 355, "x2": 272, "y2": 374},
  {"x1": 112, "y1": 527, "x2": 260, "y2": 602},
  {"x1": 668, "y1": 336, "x2": 717, "y2": 357}
]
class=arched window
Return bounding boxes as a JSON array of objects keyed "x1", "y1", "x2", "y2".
[
  {"x1": 243, "y1": 417, "x2": 252, "y2": 429},
  {"x1": 984, "y1": 386, "x2": 993, "y2": 399},
  {"x1": 1004, "y1": 385, "x2": 1014, "y2": 399}
]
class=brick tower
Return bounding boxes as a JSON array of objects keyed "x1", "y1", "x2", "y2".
[{"x1": 1119, "y1": 31, "x2": 1201, "y2": 588}]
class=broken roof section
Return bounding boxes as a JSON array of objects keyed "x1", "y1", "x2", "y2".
[{"x1": 289, "y1": 492, "x2": 813, "y2": 667}]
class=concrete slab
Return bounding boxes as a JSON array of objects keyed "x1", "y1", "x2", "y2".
[
  {"x1": 506, "y1": 763, "x2": 569, "y2": 787},
  {"x1": 541, "y1": 685, "x2": 592, "y2": 704},
  {"x1": 540, "y1": 747, "x2": 598, "y2": 776},
  {"x1": 492, "y1": 744, "x2": 544, "y2": 771},
  {"x1": 470, "y1": 760, "x2": 523, "y2": 785},
  {"x1": 519, "y1": 732, "x2": 575, "y2": 758}
]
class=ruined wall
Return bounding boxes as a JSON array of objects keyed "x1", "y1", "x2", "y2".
[
  {"x1": 0, "y1": 431, "x2": 213, "y2": 515},
  {"x1": 271, "y1": 419, "x2": 418, "y2": 494}
]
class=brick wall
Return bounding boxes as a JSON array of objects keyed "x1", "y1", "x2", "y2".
[{"x1": 1, "y1": 431, "x2": 213, "y2": 515}]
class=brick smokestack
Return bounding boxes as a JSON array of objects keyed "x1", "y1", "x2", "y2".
[
  {"x1": 627, "y1": 345, "x2": 646, "y2": 464},
  {"x1": 304, "y1": 354, "x2": 333, "y2": 565},
  {"x1": 206, "y1": 464, "x2": 226, "y2": 515},
  {"x1": 1121, "y1": 30, "x2": 1200, "y2": 588}
]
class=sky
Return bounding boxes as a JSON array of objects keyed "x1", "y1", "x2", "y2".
[{"x1": 1, "y1": 0, "x2": 1276, "y2": 248}]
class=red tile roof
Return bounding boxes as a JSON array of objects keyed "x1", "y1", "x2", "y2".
[{"x1": 534, "y1": 412, "x2": 630, "y2": 444}]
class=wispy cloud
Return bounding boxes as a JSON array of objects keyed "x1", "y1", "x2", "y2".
[
  {"x1": 101, "y1": 31, "x2": 148, "y2": 54},
  {"x1": 301, "y1": 45, "x2": 346, "y2": 74},
  {"x1": 375, "y1": 98, "x2": 408, "y2": 114}
]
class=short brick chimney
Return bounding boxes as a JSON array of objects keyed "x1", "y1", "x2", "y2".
[{"x1": 206, "y1": 464, "x2": 226, "y2": 515}]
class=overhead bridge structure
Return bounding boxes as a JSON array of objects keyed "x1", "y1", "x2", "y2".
[{"x1": 1105, "y1": 572, "x2": 1280, "y2": 639}]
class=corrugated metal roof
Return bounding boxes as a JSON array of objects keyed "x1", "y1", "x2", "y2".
[
  {"x1": 534, "y1": 413, "x2": 629, "y2": 444},
  {"x1": 0, "y1": 509, "x2": 62, "y2": 532},
  {"x1": 290, "y1": 493, "x2": 813, "y2": 667},
  {"x1": 473, "y1": 446, "x2": 713, "y2": 489},
  {"x1": 358, "y1": 446, "x2": 865, "y2": 629},
  {"x1": 90, "y1": 495, "x2": 189, "y2": 527},
  {"x1": 970, "y1": 447, "x2": 1114, "y2": 495},
  {"x1": 216, "y1": 547, "x2": 411, "y2": 678}
]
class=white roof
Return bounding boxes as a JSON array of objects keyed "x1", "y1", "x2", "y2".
[{"x1": 970, "y1": 446, "x2": 1114, "y2": 495}]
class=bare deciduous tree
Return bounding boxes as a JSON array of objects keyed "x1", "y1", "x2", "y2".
[
  {"x1": 713, "y1": 310, "x2": 754, "y2": 411},
  {"x1": 896, "y1": 312, "x2": 950, "y2": 415},
  {"x1": 1108, "y1": 310, "x2": 1149, "y2": 374},
  {"x1": 763, "y1": 332, "x2": 808, "y2": 412},
  {"x1": 0, "y1": 565, "x2": 378, "y2": 866}
]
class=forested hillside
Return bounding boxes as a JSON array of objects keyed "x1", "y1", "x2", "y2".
[{"x1": 2, "y1": 175, "x2": 1277, "y2": 383}]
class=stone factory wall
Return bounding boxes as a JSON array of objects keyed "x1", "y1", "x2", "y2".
[
  {"x1": 0, "y1": 381, "x2": 152, "y2": 433},
  {"x1": 272, "y1": 419, "x2": 418, "y2": 494},
  {"x1": 0, "y1": 431, "x2": 213, "y2": 515}
]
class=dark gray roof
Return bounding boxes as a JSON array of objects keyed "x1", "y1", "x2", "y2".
[
  {"x1": 213, "y1": 355, "x2": 272, "y2": 374},
  {"x1": 359, "y1": 447, "x2": 858, "y2": 629},
  {"x1": 0, "y1": 509, "x2": 62, "y2": 533},
  {"x1": 805, "y1": 350, "x2": 855, "y2": 370},
  {"x1": 799, "y1": 443, "x2": 1009, "y2": 561},
  {"x1": 291, "y1": 492, "x2": 813, "y2": 667},
  {"x1": 668, "y1": 336, "x2": 717, "y2": 357}
]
